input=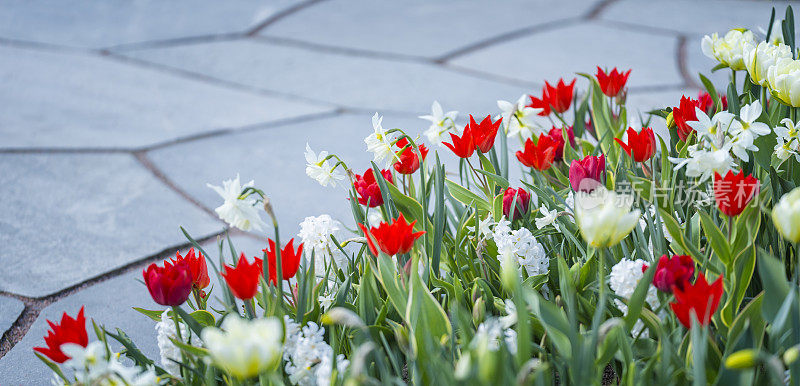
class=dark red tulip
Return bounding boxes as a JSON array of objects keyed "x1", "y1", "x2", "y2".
[
  {"x1": 143, "y1": 260, "x2": 193, "y2": 307},
  {"x1": 650, "y1": 254, "x2": 694, "y2": 293},
  {"x1": 569, "y1": 154, "x2": 605, "y2": 192},
  {"x1": 503, "y1": 187, "x2": 531, "y2": 220},
  {"x1": 548, "y1": 126, "x2": 576, "y2": 162}
]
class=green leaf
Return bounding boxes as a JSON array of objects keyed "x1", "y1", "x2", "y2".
[
  {"x1": 133, "y1": 307, "x2": 165, "y2": 322},
  {"x1": 698, "y1": 211, "x2": 731, "y2": 265},
  {"x1": 373, "y1": 257, "x2": 407, "y2": 315},
  {"x1": 624, "y1": 263, "x2": 657, "y2": 332},
  {"x1": 406, "y1": 257, "x2": 452, "y2": 346},
  {"x1": 190, "y1": 310, "x2": 215, "y2": 327},
  {"x1": 721, "y1": 245, "x2": 755, "y2": 327},
  {"x1": 173, "y1": 307, "x2": 204, "y2": 337},
  {"x1": 445, "y1": 178, "x2": 491, "y2": 211}
]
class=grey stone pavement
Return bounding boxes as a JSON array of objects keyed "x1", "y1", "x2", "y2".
[{"x1": 0, "y1": 0, "x2": 790, "y2": 382}]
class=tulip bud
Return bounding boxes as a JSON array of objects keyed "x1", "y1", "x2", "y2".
[
  {"x1": 472, "y1": 297, "x2": 486, "y2": 325},
  {"x1": 784, "y1": 346, "x2": 800, "y2": 365},
  {"x1": 501, "y1": 252, "x2": 519, "y2": 290},
  {"x1": 772, "y1": 187, "x2": 800, "y2": 243},
  {"x1": 725, "y1": 349, "x2": 759, "y2": 369}
]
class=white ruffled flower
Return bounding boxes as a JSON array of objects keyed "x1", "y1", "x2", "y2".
[
  {"x1": 156, "y1": 310, "x2": 197, "y2": 377},
  {"x1": 701, "y1": 29, "x2": 756, "y2": 70},
  {"x1": 609, "y1": 258, "x2": 659, "y2": 337},
  {"x1": 364, "y1": 113, "x2": 397, "y2": 167},
  {"x1": 419, "y1": 101, "x2": 458, "y2": 146},
  {"x1": 493, "y1": 220, "x2": 549, "y2": 277},
  {"x1": 305, "y1": 144, "x2": 345, "y2": 188},
  {"x1": 768, "y1": 57, "x2": 800, "y2": 107},
  {"x1": 744, "y1": 41, "x2": 792, "y2": 86},
  {"x1": 497, "y1": 95, "x2": 543, "y2": 139},
  {"x1": 574, "y1": 187, "x2": 641, "y2": 248},
  {"x1": 207, "y1": 175, "x2": 268, "y2": 232},
  {"x1": 299, "y1": 214, "x2": 340, "y2": 269},
  {"x1": 283, "y1": 316, "x2": 349, "y2": 386},
  {"x1": 535, "y1": 205, "x2": 560, "y2": 231},
  {"x1": 202, "y1": 316, "x2": 283, "y2": 379}
]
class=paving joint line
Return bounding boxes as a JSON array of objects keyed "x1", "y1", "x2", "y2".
[
  {"x1": 246, "y1": 0, "x2": 328, "y2": 37},
  {"x1": 0, "y1": 230, "x2": 226, "y2": 359},
  {"x1": 585, "y1": 0, "x2": 621, "y2": 20}
]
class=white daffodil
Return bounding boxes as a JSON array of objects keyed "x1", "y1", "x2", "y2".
[
  {"x1": 534, "y1": 205, "x2": 559, "y2": 231},
  {"x1": 772, "y1": 187, "x2": 800, "y2": 243},
  {"x1": 701, "y1": 29, "x2": 756, "y2": 70},
  {"x1": 305, "y1": 143, "x2": 345, "y2": 188},
  {"x1": 687, "y1": 108, "x2": 735, "y2": 142},
  {"x1": 499, "y1": 299, "x2": 517, "y2": 328},
  {"x1": 768, "y1": 57, "x2": 800, "y2": 106},
  {"x1": 744, "y1": 41, "x2": 792, "y2": 86},
  {"x1": 202, "y1": 316, "x2": 282, "y2": 379},
  {"x1": 497, "y1": 95, "x2": 543, "y2": 139},
  {"x1": 364, "y1": 113, "x2": 397, "y2": 167},
  {"x1": 729, "y1": 131, "x2": 758, "y2": 161},
  {"x1": 574, "y1": 187, "x2": 641, "y2": 248},
  {"x1": 419, "y1": 101, "x2": 458, "y2": 146},
  {"x1": 469, "y1": 215, "x2": 494, "y2": 239},
  {"x1": 670, "y1": 145, "x2": 735, "y2": 182},
  {"x1": 207, "y1": 175, "x2": 268, "y2": 232},
  {"x1": 730, "y1": 101, "x2": 771, "y2": 139},
  {"x1": 775, "y1": 135, "x2": 796, "y2": 161}
]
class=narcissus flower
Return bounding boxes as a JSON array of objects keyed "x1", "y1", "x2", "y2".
[
  {"x1": 443, "y1": 124, "x2": 475, "y2": 158},
  {"x1": 305, "y1": 143, "x2": 345, "y2": 188},
  {"x1": 34, "y1": 307, "x2": 88, "y2": 363},
  {"x1": 548, "y1": 126, "x2": 576, "y2": 162},
  {"x1": 468, "y1": 114, "x2": 503, "y2": 153},
  {"x1": 503, "y1": 187, "x2": 531, "y2": 220},
  {"x1": 354, "y1": 168, "x2": 394, "y2": 208},
  {"x1": 569, "y1": 154, "x2": 605, "y2": 192},
  {"x1": 543, "y1": 78, "x2": 576, "y2": 113},
  {"x1": 358, "y1": 213, "x2": 425, "y2": 256},
  {"x1": 202, "y1": 316, "x2": 282, "y2": 379},
  {"x1": 574, "y1": 186, "x2": 641, "y2": 248},
  {"x1": 263, "y1": 238, "x2": 304, "y2": 284},
  {"x1": 767, "y1": 57, "x2": 800, "y2": 107},
  {"x1": 713, "y1": 170, "x2": 758, "y2": 217},
  {"x1": 222, "y1": 254, "x2": 262, "y2": 301},
  {"x1": 393, "y1": 138, "x2": 428, "y2": 174},
  {"x1": 498, "y1": 95, "x2": 542, "y2": 138},
  {"x1": 207, "y1": 175, "x2": 268, "y2": 232},
  {"x1": 670, "y1": 273, "x2": 724, "y2": 328},
  {"x1": 143, "y1": 260, "x2": 193, "y2": 307},
  {"x1": 420, "y1": 101, "x2": 458, "y2": 146},
  {"x1": 672, "y1": 96, "x2": 700, "y2": 142},
  {"x1": 516, "y1": 134, "x2": 558, "y2": 171},
  {"x1": 772, "y1": 187, "x2": 800, "y2": 242},
  {"x1": 651, "y1": 254, "x2": 695, "y2": 293},
  {"x1": 171, "y1": 248, "x2": 210, "y2": 289},
  {"x1": 364, "y1": 113, "x2": 397, "y2": 167},
  {"x1": 596, "y1": 67, "x2": 631, "y2": 97},
  {"x1": 615, "y1": 127, "x2": 656, "y2": 162}
]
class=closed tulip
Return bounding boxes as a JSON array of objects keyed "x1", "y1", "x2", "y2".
[
  {"x1": 502, "y1": 187, "x2": 531, "y2": 220},
  {"x1": 767, "y1": 57, "x2": 800, "y2": 107},
  {"x1": 143, "y1": 260, "x2": 193, "y2": 307},
  {"x1": 615, "y1": 127, "x2": 656, "y2": 162},
  {"x1": 569, "y1": 154, "x2": 605, "y2": 192},
  {"x1": 772, "y1": 187, "x2": 800, "y2": 242},
  {"x1": 575, "y1": 186, "x2": 641, "y2": 248},
  {"x1": 354, "y1": 168, "x2": 394, "y2": 208},
  {"x1": 202, "y1": 316, "x2": 282, "y2": 379}
]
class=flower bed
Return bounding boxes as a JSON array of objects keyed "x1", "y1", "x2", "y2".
[{"x1": 34, "y1": 5, "x2": 800, "y2": 385}]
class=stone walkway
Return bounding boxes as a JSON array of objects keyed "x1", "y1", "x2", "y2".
[{"x1": 0, "y1": 0, "x2": 788, "y2": 382}]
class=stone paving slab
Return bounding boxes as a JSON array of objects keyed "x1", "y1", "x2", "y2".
[
  {"x1": 449, "y1": 22, "x2": 683, "y2": 90},
  {"x1": 685, "y1": 38, "x2": 744, "y2": 91},
  {"x1": 259, "y1": 0, "x2": 597, "y2": 58},
  {"x1": 0, "y1": 0, "x2": 299, "y2": 49},
  {"x1": 0, "y1": 45, "x2": 333, "y2": 150},
  {"x1": 0, "y1": 297, "x2": 24, "y2": 337},
  {"x1": 146, "y1": 113, "x2": 423, "y2": 239},
  {"x1": 117, "y1": 40, "x2": 529, "y2": 115},
  {"x1": 601, "y1": 0, "x2": 797, "y2": 37},
  {"x1": 0, "y1": 153, "x2": 221, "y2": 297},
  {"x1": 0, "y1": 235, "x2": 272, "y2": 384}
]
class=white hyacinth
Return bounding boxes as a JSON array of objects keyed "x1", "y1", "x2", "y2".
[
  {"x1": 156, "y1": 310, "x2": 197, "y2": 377},
  {"x1": 298, "y1": 214, "x2": 341, "y2": 268},
  {"x1": 419, "y1": 101, "x2": 458, "y2": 146},
  {"x1": 207, "y1": 174, "x2": 268, "y2": 232},
  {"x1": 497, "y1": 95, "x2": 543, "y2": 139},
  {"x1": 283, "y1": 316, "x2": 349, "y2": 386},
  {"x1": 364, "y1": 113, "x2": 397, "y2": 167},
  {"x1": 493, "y1": 218, "x2": 549, "y2": 277},
  {"x1": 701, "y1": 29, "x2": 756, "y2": 70},
  {"x1": 473, "y1": 318, "x2": 517, "y2": 354},
  {"x1": 304, "y1": 144, "x2": 345, "y2": 188},
  {"x1": 609, "y1": 258, "x2": 659, "y2": 337}
]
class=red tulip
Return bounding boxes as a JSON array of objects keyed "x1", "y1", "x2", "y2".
[
  {"x1": 263, "y1": 238, "x2": 304, "y2": 284},
  {"x1": 393, "y1": 138, "x2": 428, "y2": 175},
  {"x1": 171, "y1": 248, "x2": 210, "y2": 289},
  {"x1": 503, "y1": 187, "x2": 531, "y2": 220},
  {"x1": 143, "y1": 260, "x2": 193, "y2": 307},
  {"x1": 670, "y1": 273, "x2": 723, "y2": 328},
  {"x1": 697, "y1": 91, "x2": 727, "y2": 115},
  {"x1": 354, "y1": 168, "x2": 394, "y2": 208},
  {"x1": 358, "y1": 213, "x2": 425, "y2": 256},
  {"x1": 649, "y1": 254, "x2": 694, "y2": 293},
  {"x1": 547, "y1": 126, "x2": 576, "y2": 162},
  {"x1": 672, "y1": 96, "x2": 700, "y2": 142},
  {"x1": 468, "y1": 114, "x2": 503, "y2": 153},
  {"x1": 516, "y1": 134, "x2": 558, "y2": 171},
  {"x1": 527, "y1": 90, "x2": 551, "y2": 116},
  {"x1": 443, "y1": 124, "x2": 475, "y2": 158},
  {"x1": 615, "y1": 127, "x2": 656, "y2": 162},
  {"x1": 596, "y1": 67, "x2": 631, "y2": 97},
  {"x1": 222, "y1": 253, "x2": 262, "y2": 300},
  {"x1": 713, "y1": 170, "x2": 759, "y2": 217},
  {"x1": 33, "y1": 307, "x2": 88, "y2": 364},
  {"x1": 544, "y1": 78, "x2": 576, "y2": 114},
  {"x1": 569, "y1": 154, "x2": 605, "y2": 192}
]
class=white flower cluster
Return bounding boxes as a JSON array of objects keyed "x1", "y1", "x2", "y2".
[
  {"x1": 701, "y1": 29, "x2": 756, "y2": 71},
  {"x1": 497, "y1": 95, "x2": 544, "y2": 139},
  {"x1": 670, "y1": 101, "x2": 770, "y2": 181},
  {"x1": 609, "y1": 259, "x2": 659, "y2": 338},
  {"x1": 298, "y1": 214, "x2": 346, "y2": 271},
  {"x1": 207, "y1": 174, "x2": 268, "y2": 232},
  {"x1": 473, "y1": 318, "x2": 517, "y2": 354},
  {"x1": 493, "y1": 218, "x2": 549, "y2": 277},
  {"x1": 419, "y1": 101, "x2": 458, "y2": 146},
  {"x1": 156, "y1": 310, "x2": 198, "y2": 377},
  {"x1": 775, "y1": 118, "x2": 800, "y2": 162},
  {"x1": 284, "y1": 316, "x2": 349, "y2": 386},
  {"x1": 53, "y1": 341, "x2": 159, "y2": 386}
]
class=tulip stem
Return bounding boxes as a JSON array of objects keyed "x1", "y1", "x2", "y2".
[
  {"x1": 170, "y1": 306, "x2": 187, "y2": 379},
  {"x1": 727, "y1": 216, "x2": 733, "y2": 242},
  {"x1": 244, "y1": 300, "x2": 256, "y2": 320}
]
